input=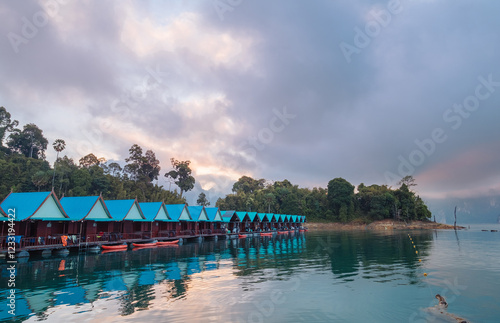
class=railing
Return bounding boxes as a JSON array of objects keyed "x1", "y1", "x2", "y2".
[
  {"x1": 122, "y1": 232, "x2": 148, "y2": 240},
  {"x1": 0, "y1": 235, "x2": 81, "y2": 250},
  {"x1": 84, "y1": 233, "x2": 122, "y2": 243},
  {"x1": 179, "y1": 230, "x2": 195, "y2": 236},
  {"x1": 156, "y1": 230, "x2": 177, "y2": 238}
]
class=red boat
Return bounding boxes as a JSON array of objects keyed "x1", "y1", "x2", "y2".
[
  {"x1": 156, "y1": 240, "x2": 179, "y2": 246},
  {"x1": 101, "y1": 244, "x2": 128, "y2": 250},
  {"x1": 260, "y1": 232, "x2": 273, "y2": 237},
  {"x1": 133, "y1": 242, "x2": 157, "y2": 248},
  {"x1": 278, "y1": 231, "x2": 289, "y2": 234},
  {"x1": 238, "y1": 234, "x2": 247, "y2": 238}
]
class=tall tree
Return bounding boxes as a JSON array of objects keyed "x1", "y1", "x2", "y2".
[
  {"x1": 0, "y1": 107, "x2": 19, "y2": 150},
  {"x1": 327, "y1": 177, "x2": 355, "y2": 220},
  {"x1": 398, "y1": 175, "x2": 417, "y2": 191},
  {"x1": 51, "y1": 139, "x2": 66, "y2": 188},
  {"x1": 197, "y1": 192, "x2": 210, "y2": 206},
  {"x1": 79, "y1": 153, "x2": 101, "y2": 168},
  {"x1": 105, "y1": 162, "x2": 123, "y2": 177},
  {"x1": 232, "y1": 176, "x2": 265, "y2": 194},
  {"x1": 7, "y1": 123, "x2": 48, "y2": 159},
  {"x1": 164, "y1": 158, "x2": 195, "y2": 198},
  {"x1": 124, "y1": 144, "x2": 160, "y2": 183}
]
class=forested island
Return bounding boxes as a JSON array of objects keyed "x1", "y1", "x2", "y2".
[{"x1": 0, "y1": 106, "x2": 432, "y2": 223}]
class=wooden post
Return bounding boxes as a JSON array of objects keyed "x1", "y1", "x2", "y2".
[{"x1": 454, "y1": 206, "x2": 457, "y2": 229}]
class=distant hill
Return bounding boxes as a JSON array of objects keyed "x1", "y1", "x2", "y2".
[{"x1": 426, "y1": 195, "x2": 500, "y2": 224}]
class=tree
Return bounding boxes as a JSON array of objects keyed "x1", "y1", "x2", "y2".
[
  {"x1": 79, "y1": 153, "x2": 101, "y2": 168},
  {"x1": 398, "y1": 175, "x2": 417, "y2": 191},
  {"x1": 0, "y1": 107, "x2": 19, "y2": 150},
  {"x1": 32, "y1": 170, "x2": 50, "y2": 191},
  {"x1": 105, "y1": 162, "x2": 123, "y2": 177},
  {"x1": 7, "y1": 123, "x2": 48, "y2": 159},
  {"x1": 327, "y1": 177, "x2": 355, "y2": 219},
  {"x1": 124, "y1": 144, "x2": 160, "y2": 183},
  {"x1": 164, "y1": 158, "x2": 195, "y2": 198},
  {"x1": 232, "y1": 176, "x2": 265, "y2": 194},
  {"x1": 51, "y1": 139, "x2": 66, "y2": 188},
  {"x1": 197, "y1": 192, "x2": 210, "y2": 206}
]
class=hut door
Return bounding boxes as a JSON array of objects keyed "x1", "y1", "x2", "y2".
[{"x1": 29, "y1": 222, "x2": 37, "y2": 237}]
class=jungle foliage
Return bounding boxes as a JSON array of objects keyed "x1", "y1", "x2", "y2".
[{"x1": 216, "y1": 176, "x2": 432, "y2": 222}]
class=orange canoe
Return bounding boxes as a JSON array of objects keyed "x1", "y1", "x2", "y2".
[
  {"x1": 156, "y1": 240, "x2": 179, "y2": 246},
  {"x1": 260, "y1": 232, "x2": 273, "y2": 237},
  {"x1": 278, "y1": 231, "x2": 289, "y2": 234},
  {"x1": 238, "y1": 234, "x2": 247, "y2": 238},
  {"x1": 102, "y1": 244, "x2": 128, "y2": 250}
]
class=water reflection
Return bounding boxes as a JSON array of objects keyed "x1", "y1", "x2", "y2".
[
  {"x1": 305, "y1": 230, "x2": 433, "y2": 284},
  {"x1": 0, "y1": 231, "x2": 436, "y2": 321}
]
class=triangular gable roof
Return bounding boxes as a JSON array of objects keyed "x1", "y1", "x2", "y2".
[
  {"x1": 165, "y1": 204, "x2": 191, "y2": 221},
  {"x1": 138, "y1": 202, "x2": 170, "y2": 222},
  {"x1": 247, "y1": 212, "x2": 258, "y2": 221},
  {"x1": 188, "y1": 206, "x2": 209, "y2": 221},
  {"x1": 205, "y1": 207, "x2": 223, "y2": 221},
  {"x1": 60, "y1": 196, "x2": 113, "y2": 221},
  {"x1": 235, "y1": 211, "x2": 250, "y2": 222},
  {"x1": 105, "y1": 199, "x2": 145, "y2": 221},
  {"x1": 266, "y1": 213, "x2": 276, "y2": 222},
  {"x1": 291, "y1": 215, "x2": 298, "y2": 223},
  {"x1": 277, "y1": 214, "x2": 284, "y2": 222},
  {"x1": 0, "y1": 191, "x2": 69, "y2": 221},
  {"x1": 257, "y1": 213, "x2": 269, "y2": 221}
]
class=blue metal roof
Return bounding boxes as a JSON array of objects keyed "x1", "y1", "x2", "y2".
[
  {"x1": 138, "y1": 202, "x2": 163, "y2": 221},
  {"x1": 187, "y1": 206, "x2": 208, "y2": 221},
  {"x1": 266, "y1": 213, "x2": 275, "y2": 222},
  {"x1": 235, "y1": 211, "x2": 249, "y2": 222},
  {"x1": 60, "y1": 196, "x2": 113, "y2": 221},
  {"x1": 257, "y1": 213, "x2": 268, "y2": 221},
  {"x1": 165, "y1": 204, "x2": 190, "y2": 221},
  {"x1": 205, "y1": 207, "x2": 222, "y2": 221},
  {"x1": 104, "y1": 199, "x2": 145, "y2": 221},
  {"x1": 247, "y1": 212, "x2": 258, "y2": 221},
  {"x1": 0, "y1": 191, "x2": 69, "y2": 221}
]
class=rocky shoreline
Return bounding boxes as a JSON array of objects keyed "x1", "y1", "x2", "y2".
[{"x1": 306, "y1": 219, "x2": 465, "y2": 231}]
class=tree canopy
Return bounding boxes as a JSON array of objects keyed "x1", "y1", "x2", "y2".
[
  {"x1": 217, "y1": 175, "x2": 431, "y2": 222},
  {"x1": 164, "y1": 158, "x2": 195, "y2": 198}
]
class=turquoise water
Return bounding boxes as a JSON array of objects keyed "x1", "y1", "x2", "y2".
[{"x1": 1, "y1": 227, "x2": 499, "y2": 322}]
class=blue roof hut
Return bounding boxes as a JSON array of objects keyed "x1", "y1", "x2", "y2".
[
  {"x1": 60, "y1": 195, "x2": 115, "y2": 243},
  {"x1": 0, "y1": 191, "x2": 70, "y2": 249},
  {"x1": 104, "y1": 199, "x2": 145, "y2": 240}
]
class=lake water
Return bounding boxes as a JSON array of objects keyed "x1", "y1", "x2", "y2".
[{"x1": 1, "y1": 226, "x2": 500, "y2": 322}]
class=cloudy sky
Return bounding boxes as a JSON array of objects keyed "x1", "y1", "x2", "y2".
[{"x1": 1, "y1": 0, "x2": 499, "y2": 220}]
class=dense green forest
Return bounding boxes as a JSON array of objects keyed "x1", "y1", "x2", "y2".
[
  {"x1": 215, "y1": 175, "x2": 432, "y2": 222},
  {"x1": 0, "y1": 106, "x2": 432, "y2": 222}
]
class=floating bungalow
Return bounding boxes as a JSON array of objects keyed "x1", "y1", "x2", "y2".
[
  {"x1": 60, "y1": 195, "x2": 115, "y2": 245},
  {"x1": 0, "y1": 191, "x2": 306, "y2": 257},
  {"x1": 0, "y1": 191, "x2": 71, "y2": 250}
]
